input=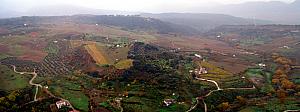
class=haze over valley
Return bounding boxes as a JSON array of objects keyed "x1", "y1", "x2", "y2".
[{"x1": 0, "y1": 0, "x2": 299, "y2": 112}]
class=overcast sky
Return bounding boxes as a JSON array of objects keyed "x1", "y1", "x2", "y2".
[{"x1": 1, "y1": 0, "x2": 296, "y2": 12}]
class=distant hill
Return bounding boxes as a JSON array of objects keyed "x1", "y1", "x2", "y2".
[
  {"x1": 140, "y1": 13, "x2": 271, "y2": 32},
  {"x1": 25, "y1": 5, "x2": 138, "y2": 16},
  {"x1": 205, "y1": 25, "x2": 300, "y2": 38},
  {"x1": 208, "y1": 0, "x2": 300, "y2": 24},
  {"x1": 0, "y1": 5, "x2": 137, "y2": 18},
  {"x1": 71, "y1": 15, "x2": 199, "y2": 35},
  {"x1": 0, "y1": 15, "x2": 199, "y2": 35}
]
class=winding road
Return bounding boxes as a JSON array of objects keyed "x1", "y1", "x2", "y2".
[
  {"x1": 12, "y1": 65, "x2": 42, "y2": 101},
  {"x1": 11, "y1": 65, "x2": 77, "y2": 111},
  {"x1": 195, "y1": 77, "x2": 222, "y2": 90},
  {"x1": 187, "y1": 76, "x2": 256, "y2": 112}
]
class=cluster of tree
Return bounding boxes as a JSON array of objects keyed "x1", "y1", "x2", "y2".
[
  {"x1": 118, "y1": 43, "x2": 207, "y2": 109},
  {"x1": 206, "y1": 89, "x2": 259, "y2": 111},
  {"x1": 271, "y1": 54, "x2": 297, "y2": 103},
  {"x1": 0, "y1": 88, "x2": 33, "y2": 111},
  {"x1": 0, "y1": 57, "x2": 38, "y2": 72},
  {"x1": 61, "y1": 48, "x2": 95, "y2": 71},
  {"x1": 126, "y1": 43, "x2": 187, "y2": 81}
]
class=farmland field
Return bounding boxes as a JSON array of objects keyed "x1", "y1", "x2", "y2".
[
  {"x1": 0, "y1": 13, "x2": 299, "y2": 112},
  {"x1": 84, "y1": 43, "x2": 109, "y2": 65},
  {"x1": 114, "y1": 59, "x2": 133, "y2": 69}
]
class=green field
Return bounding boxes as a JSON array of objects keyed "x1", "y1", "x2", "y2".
[
  {"x1": 114, "y1": 59, "x2": 133, "y2": 69},
  {"x1": 44, "y1": 42, "x2": 59, "y2": 54},
  {"x1": 0, "y1": 53, "x2": 10, "y2": 60},
  {"x1": 61, "y1": 90, "x2": 89, "y2": 111},
  {"x1": 48, "y1": 76, "x2": 90, "y2": 111},
  {"x1": 245, "y1": 68, "x2": 265, "y2": 78},
  {"x1": 0, "y1": 65, "x2": 30, "y2": 91}
]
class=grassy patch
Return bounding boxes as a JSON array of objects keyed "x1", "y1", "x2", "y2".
[
  {"x1": 200, "y1": 61, "x2": 231, "y2": 75},
  {"x1": 100, "y1": 45, "x2": 130, "y2": 64},
  {"x1": 0, "y1": 53, "x2": 10, "y2": 60},
  {"x1": 44, "y1": 42, "x2": 59, "y2": 54},
  {"x1": 0, "y1": 65, "x2": 30, "y2": 91},
  {"x1": 293, "y1": 79, "x2": 300, "y2": 84},
  {"x1": 63, "y1": 81, "x2": 82, "y2": 91},
  {"x1": 61, "y1": 90, "x2": 89, "y2": 111},
  {"x1": 114, "y1": 59, "x2": 133, "y2": 69},
  {"x1": 48, "y1": 76, "x2": 91, "y2": 111},
  {"x1": 245, "y1": 68, "x2": 265, "y2": 79},
  {"x1": 159, "y1": 103, "x2": 189, "y2": 112}
]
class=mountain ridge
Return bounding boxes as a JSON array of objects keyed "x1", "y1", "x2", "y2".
[
  {"x1": 208, "y1": 0, "x2": 300, "y2": 24},
  {"x1": 140, "y1": 13, "x2": 271, "y2": 32}
]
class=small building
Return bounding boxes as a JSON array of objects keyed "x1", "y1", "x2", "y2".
[
  {"x1": 198, "y1": 66, "x2": 208, "y2": 75},
  {"x1": 163, "y1": 99, "x2": 175, "y2": 106},
  {"x1": 194, "y1": 54, "x2": 202, "y2": 59},
  {"x1": 258, "y1": 63, "x2": 266, "y2": 67},
  {"x1": 56, "y1": 100, "x2": 70, "y2": 109},
  {"x1": 282, "y1": 46, "x2": 290, "y2": 49}
]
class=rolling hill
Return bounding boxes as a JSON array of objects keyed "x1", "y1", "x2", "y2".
[
  {"x1": 0, "y1": 15, "x2": 199, "y2": 35},
  {"x1": 140, "y1": 13, "x2": 271, "y2": 32}
]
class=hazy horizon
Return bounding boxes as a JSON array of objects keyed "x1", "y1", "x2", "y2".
[{"x1": 1, "y1": 0, "x2": 296, "y2": 13}]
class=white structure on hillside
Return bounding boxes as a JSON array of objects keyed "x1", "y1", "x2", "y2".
[
  {"x1": 194, "y1": 66, "x2": 208, "y2": 75},
  {"x1": 163, "y1": 99, "x2": 175, "y2": 106},
  {"x1": 194, "y1": 54, "x2": 202, "y2": 59},
  {"x1": 56, "y1": 100, "x2": 70, "y2": 109},
  {"x1": 258, "y1": 63, "x2": 266, "y2": 67}
]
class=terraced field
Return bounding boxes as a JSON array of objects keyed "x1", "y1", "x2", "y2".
[{"x1": 198, "y1": 61, "x2": 253, "y2": 88}]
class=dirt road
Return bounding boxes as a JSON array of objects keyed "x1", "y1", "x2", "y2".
[{"x1": 11, "y1": 65, "x2": 77, "y2": 111}]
